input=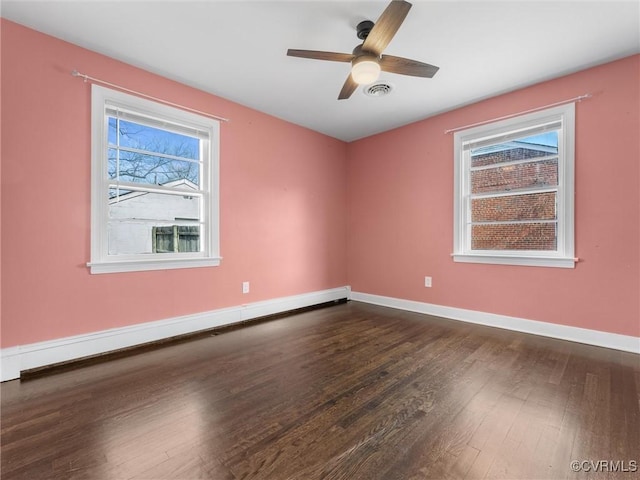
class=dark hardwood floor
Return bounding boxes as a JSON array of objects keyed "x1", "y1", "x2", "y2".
[{"x1": 1, "y1": 301, "x2": 639, "y2": 479}]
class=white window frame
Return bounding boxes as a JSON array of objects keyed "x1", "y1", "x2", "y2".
[
  {"x1": 88, "y1": 85, "x2": 221, "y2": 274},
  {"x1": 453, "y1": 103, "x2": 575, "y2": 268}
]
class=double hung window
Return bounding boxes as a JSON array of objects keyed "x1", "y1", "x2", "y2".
[
  {"x1": 453, "y1": 104, "x2": 575, "y2": 268},
  {"x1": 89, "y1": 85, "x2": 220, "y2": 273}
]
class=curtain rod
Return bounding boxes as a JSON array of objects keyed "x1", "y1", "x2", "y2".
[
  {"x1": 444, "y1": 93, "x2": 592, "y2": 135},
  {"x1": 71, "y1": 70, "x2": 230, "y2": 123}
]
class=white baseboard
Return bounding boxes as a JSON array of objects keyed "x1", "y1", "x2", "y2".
[
  {"x1": 351, "y1": 291, "x2": 640, "y2": 354},
  {"x1": 4, "y1": 287, "x2": 635, "y2": 382},
  {"x1": 0, "y1": 286, "x2": 351, "y2": 382}
]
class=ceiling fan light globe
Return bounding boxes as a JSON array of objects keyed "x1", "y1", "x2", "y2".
[{"x1": 351, "y1": 58, "x2": 381, "y2": 85}]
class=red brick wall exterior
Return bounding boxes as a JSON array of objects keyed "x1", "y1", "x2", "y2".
[
  {"x1": 471, "y1": 159, "x2": 558, "y2": 194},
  {"x1": 470, "y1": 147, "x2": 558, "y2": 250}
]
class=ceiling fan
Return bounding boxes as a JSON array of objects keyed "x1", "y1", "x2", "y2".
[{"x1": 287, "y1": 0, "x2": 439, "y2": 100}]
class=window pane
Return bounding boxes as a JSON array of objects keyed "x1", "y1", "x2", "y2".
[
  {"x1": 471, "y1": 192, "x2": 557, "y2": 222},
  {"x1": 108, "y1": 117, "x2": 200, "y2": 160},
  {"x1": 471, "y1": 131, "x2": 558, "y2": 168},
  {"x1": 109, "y1": 222, "x2": 201, "y2": 255},
  {"x1": 471, "y1": 223, "x2": 557, "y2": 251},
  {"x1": 108, "y1": 148, "x2": 200, "y2": 187},
  {"x1": 108, "y1": 188, "x2": 201, "y2": 255},
  {"x1": 471, "y1": 158, "x2": 558, "y2": 194},
  {"x1": 108, "y1": 221, "x2": 154, "y2": 255},
  {"x1": 108, "y1": 117, "x2": 117, "y2": 144}
]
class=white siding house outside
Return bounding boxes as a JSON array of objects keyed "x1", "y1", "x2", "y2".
[{"x1": 108, "y1": 179, "x2": 200, "y2": 255}]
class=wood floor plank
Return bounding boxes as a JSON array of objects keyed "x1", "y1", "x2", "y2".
[{"x1": 1, "y1": 301, "x2": 638, "y2": 480}]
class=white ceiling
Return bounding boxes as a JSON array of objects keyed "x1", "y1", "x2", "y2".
[{"x1": 2, "y1": 1, "x2": 639, "y2": 141}]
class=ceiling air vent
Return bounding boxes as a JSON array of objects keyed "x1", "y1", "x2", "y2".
[{"x1": 364, "y1": 83, "x2": 393, "y2": 97}]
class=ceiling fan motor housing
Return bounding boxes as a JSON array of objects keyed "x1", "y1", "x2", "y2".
[{"x1": 356, "y1": 20, "x2": 374, "y2": 40}]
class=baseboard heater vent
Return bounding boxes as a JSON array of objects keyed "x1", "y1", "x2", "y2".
[{"x1": 21, "y1": 297, "x2": 349, "y2": 380}]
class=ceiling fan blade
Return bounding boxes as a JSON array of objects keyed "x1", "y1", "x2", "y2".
[
  {"x1": 287, "y1": 49, "x2": 354, "y2": 63},
  {"x1": 362, "y1": 0, "x2": 412, "y2": 56},
  {"x1": 338, "y1": 74, "x2": 358, "y2": 100},
  {"x1": 380, "y1": 55, "x2": 439, "y2": 78}
]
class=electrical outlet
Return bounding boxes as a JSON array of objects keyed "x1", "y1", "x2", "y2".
[
  {"x1": 424, "y1": 276, "x2": 432, "y2": 288},
  {"x1": 242, "y1": 281, "x2": 250, "y2": 294}
]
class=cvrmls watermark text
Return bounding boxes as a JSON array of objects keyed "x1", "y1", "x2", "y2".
[{"x1": 570, "y1": 460, "x2": 638, "y2": 473}]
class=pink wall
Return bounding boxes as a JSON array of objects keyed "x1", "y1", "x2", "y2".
[
  {"x1": 2, "y1": 20, "x2": 638, "y2": 350},
  {"x1": 0, "y1": 20, "x2": 348, "y2": 347},
  {"x1": 347, "y1": 55, "x2": 640, "y2": 337}
]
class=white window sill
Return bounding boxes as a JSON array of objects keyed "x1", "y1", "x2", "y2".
[
  {"x1": 452, "y1": 253, "x2": 576, "y2": 268},
  {"x1": 87, "y1": 257, "x2": 222, "y2": 274}
]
